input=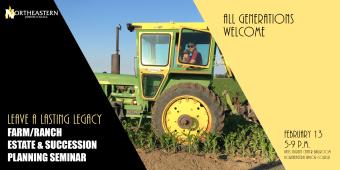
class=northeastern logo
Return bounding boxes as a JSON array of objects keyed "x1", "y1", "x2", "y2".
[
  {"x1": 4, "y1": 5, "x2": 58, "y2": 20},
  {"x1": 5, "y1": 6, "x2": 16, "y2": 19}
]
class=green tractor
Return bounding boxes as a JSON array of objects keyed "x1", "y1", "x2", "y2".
[{"x1": 95, "y1": 22, "x2": 249, "y2": 140}]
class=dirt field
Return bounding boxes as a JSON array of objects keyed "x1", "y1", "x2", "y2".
[{"x1": 137, "y1": 149, "x2": 284, "y2": 170}]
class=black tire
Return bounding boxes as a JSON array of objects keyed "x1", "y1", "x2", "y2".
[{"x1": 152, "y1": 83, "x2": 225, "y2": 137}]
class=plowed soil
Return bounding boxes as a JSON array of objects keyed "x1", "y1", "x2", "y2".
[{"x1": 137, "y1": 149, "x2": 284, "y2": 170}]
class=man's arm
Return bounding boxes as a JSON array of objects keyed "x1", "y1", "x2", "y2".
[{"x1": 189, "y1": 51, "x2": 202, "y2": 65}]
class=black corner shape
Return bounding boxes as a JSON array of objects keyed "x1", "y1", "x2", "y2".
[{"x1": 0, "y1": 0, "x2": 145, "y2": 169}]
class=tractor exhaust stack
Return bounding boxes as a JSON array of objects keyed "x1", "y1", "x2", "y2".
[{"x1": 111, "y1": 24, "x2": 121, "y2": 74}]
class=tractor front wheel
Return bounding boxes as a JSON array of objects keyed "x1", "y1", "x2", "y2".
[{"x1": 152, "y1": 83, "x2": 225, "y2": 141}]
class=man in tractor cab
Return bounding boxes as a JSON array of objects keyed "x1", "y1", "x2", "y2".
[{"x1": 186, "y1": 42, "x2": 202, "y2": 65}]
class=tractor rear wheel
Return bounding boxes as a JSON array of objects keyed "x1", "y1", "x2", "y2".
[{"x1": 152, "y1": 83, "x2": 225, "y2": 141}]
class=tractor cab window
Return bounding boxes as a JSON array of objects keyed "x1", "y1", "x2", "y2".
[
  {"x1": 141, "y1": 34, "x2": 170, "y2": 66},
  {"x1": 178, "y1": 29, "x2": 211, "y2": 66}
]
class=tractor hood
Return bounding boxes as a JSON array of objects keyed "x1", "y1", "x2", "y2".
[{"x1": 95, "y1": 73, "x2": 137, "y2": 86}]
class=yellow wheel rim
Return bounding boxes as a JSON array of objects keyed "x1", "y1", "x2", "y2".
[{"x1": 162, "y1": 95, "x2": 211, "y2": 140}]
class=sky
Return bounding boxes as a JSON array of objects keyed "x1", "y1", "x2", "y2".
[{"x1": 55, "y1": 0, "x2": 226, "y2": 75}]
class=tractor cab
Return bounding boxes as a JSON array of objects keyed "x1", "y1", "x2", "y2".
[{"x1": 127, "y1": 22, "x2": 218, "y2": 100}]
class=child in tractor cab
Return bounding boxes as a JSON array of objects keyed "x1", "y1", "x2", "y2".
[{"x1": 181, "y1": 50, "x2": 190, "y2": 63}]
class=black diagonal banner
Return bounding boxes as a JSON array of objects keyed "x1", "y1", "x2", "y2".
[{"x1": 0, "y1": 0, "x2": 145, "y2": 169}]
